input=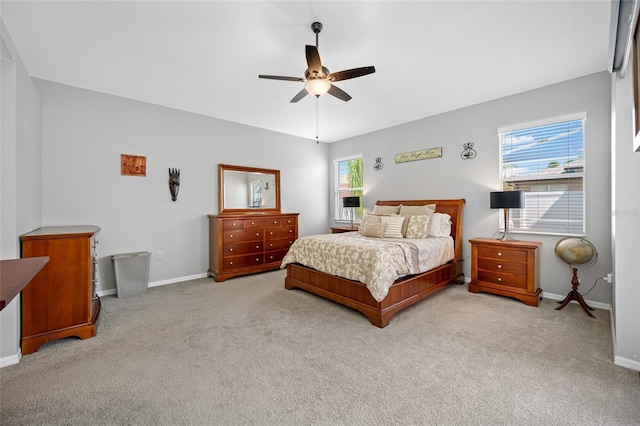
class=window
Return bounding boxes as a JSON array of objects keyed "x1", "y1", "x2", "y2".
[
  {"x1": 498, "y1": 114, "x2": 585, "y2": 236},
  {"x1": 334, "y1": 156, "x2": 363, "y2": 222}
]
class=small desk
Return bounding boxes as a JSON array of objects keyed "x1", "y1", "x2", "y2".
[
  {"x1": 331, "y1": 226, "x2": 357, "y2": 234},
  {"x1": 0, "y1": 257, "x2": 49, "y2": 310}
]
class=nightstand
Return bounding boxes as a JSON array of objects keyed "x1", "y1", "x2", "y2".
[
  {"x1": 468, "y1": 238, "x2": 542, "y2": 306},
  {"x1": 331, "y1": 226, "x2": 356, "y2": 234}
]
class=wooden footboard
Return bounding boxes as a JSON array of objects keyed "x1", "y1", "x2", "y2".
[
  {"x1": 284, "y1": 199, "x2": 465, "y2": 327},
  {"x1": 285, "y1": 261, "x2": 464, "y2": 327}
]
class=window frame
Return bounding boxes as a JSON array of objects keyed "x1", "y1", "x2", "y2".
[
  {"x1": 334, "y1": 155, "x2": 363, "y2": 223},
  {"x1": 497, "y1": 113, "x2": 587, "y2": 237}
]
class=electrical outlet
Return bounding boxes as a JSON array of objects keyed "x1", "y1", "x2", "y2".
[
  {"x1": 605, "y1": 272, "x2": 612, "y2": 283},
  {"x1": 157, "y1": 252, "x2": 164, "y2": 261}
]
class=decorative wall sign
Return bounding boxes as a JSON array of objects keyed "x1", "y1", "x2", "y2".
[
  {"x1": 121, "y1": 154, "x2": 146, "y2": 176},
  {"x1": 461, "y1": 142, "x2": 477, "y2": 160},
  {"x1": 395, "y1": 147, "x2": 442, "y2": 163},
  {"x1": 373, "y1": 157, "x2": 384, "y2": 170}
]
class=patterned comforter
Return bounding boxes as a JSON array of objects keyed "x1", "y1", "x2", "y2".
[{"x1": 280, "y1": 232, "x2": 455, "y2": 302}]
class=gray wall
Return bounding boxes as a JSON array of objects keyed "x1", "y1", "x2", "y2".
[
  {"x1": 0, "y1": 22, "x2": 43, "y2": 366},
  {"x1": 34, "y1": 80, "x2": 329, "y2": 292},
  {"x1": 611, "y1": 60, "x2": 640, "y2": 370},
  {"x1": 330, "y1": 71, "x2": 613, "y2": 305}
]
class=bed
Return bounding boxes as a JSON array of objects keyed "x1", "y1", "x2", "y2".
[{"x1": 283, "y1": 199, "x2": 465, "y2": 327}]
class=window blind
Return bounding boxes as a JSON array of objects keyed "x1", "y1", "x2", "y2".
[{"x1": 499, "y1": 117, "x2": 585, "y2": 236}]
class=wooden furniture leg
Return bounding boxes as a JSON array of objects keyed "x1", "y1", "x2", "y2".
[{"x1": 555, "y1": 267, "x2": 595, "y2": 318}]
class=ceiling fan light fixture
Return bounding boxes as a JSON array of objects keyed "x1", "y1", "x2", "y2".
[{"x1": 304, "y1": 78, "x2": 331, "y2": 97}]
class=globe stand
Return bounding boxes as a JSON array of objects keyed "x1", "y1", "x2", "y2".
[{"x1": 555, "y1": 267, "x2": 595, "y2": 318}]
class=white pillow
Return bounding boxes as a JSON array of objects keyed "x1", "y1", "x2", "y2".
[
  {"x1": 427, "y1": 213, "x2": 452, "y2": 237},
  {"x1": 405, "y1": 215, "x2": 430, "y2": 239},
  {"x1": 381, "y1": 215, "x2": 405, "y2": 238}
]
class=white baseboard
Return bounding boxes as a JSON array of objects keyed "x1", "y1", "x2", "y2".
[
  {"x1": 96, "y1": 272, "x2": 209, "y2": 297},
  {"x1": 614, "y1": 356, "x2": 640, "y2": 371},
  {"x1": 0, "y1": 351, "x2": 21, "y2": 368},
  {"x1": 540, "y1": 291, "x2": 611, "y2": 311}
]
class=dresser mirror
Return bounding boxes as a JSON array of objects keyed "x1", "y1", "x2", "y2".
[{"x1": 218, "y1": 164, "x2": 281, "y2": 214}]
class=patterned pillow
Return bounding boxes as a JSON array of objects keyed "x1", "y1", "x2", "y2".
[
  {"x1": 399, "y1": 204, "x2": 436, "y2": 237},
  {"x1": 358, "y1": 211, "x2": 382, "y2": 235},
  {"x1": 381, "y1": 215, "x2": 405, "y2": 238},
  {"x1": 362, "y1": 222, "x2": 386, "y2": 238},
  {"x1": 405, "y1": 215, "x2": 430, "y2": 239}
]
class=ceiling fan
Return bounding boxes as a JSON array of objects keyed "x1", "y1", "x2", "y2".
[{"x1": 259, "y1": 22, "x2": 376, "y2": 103}]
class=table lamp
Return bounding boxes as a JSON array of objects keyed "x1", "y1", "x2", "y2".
[
  {"x1": 490, "y1": 191, "x2": 524, "y2": 241},
  {"x1": 342, "y1": 196, "x2": 361, "y2": 230}
]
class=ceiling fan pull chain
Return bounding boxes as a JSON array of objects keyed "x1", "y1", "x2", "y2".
[{"x1": 316, "y1": 97, "x2": 320, "y2": 143}]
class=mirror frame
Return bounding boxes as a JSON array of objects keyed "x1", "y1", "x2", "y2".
[{"x1": 218, "y1": 164, "x2": 281, "y2": 215}]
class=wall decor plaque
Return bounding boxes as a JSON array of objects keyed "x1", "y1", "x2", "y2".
[
  {"x1": 121, "y1": 154, "x2": 146, "y2": 176},
  {"x1": 395, "y1": 147, "x2": 442, "y2": 163}
]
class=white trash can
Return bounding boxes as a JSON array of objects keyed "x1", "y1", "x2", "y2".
[{"x1": 112, "y1": 251, "x2": 151, "y2": 298}]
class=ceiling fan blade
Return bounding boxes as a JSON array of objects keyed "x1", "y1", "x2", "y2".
[
  {"x1": 305, "y1": 45, "x2": 323, "y2": 77},
  {"x1": 328, "y1": 66, "x2": 376, "y2": 82},
  {"x1": 259, "y1": 75, "x2": 305, "y2": 82},
  {"x1": 327, "y1": 84, "x2": 352, "y2": 102},
  {"x1": 290, "y1": 88, "x2": 308, "y2": 103}
]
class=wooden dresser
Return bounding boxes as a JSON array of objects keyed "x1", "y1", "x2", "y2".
[
  {"x1": 20, "y1": 226, "x2": 101, "y2": 354},
  {"x1": 468, "y1": 237, "x2": 541, "y2": 307},
  {"x1": 208, "y1": 213, "x2": 299, "y2": 282}
]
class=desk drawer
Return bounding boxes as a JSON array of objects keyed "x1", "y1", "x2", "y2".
[
  {"x1": 478, "y1": 271, "x2": 527, "y2": 289},
  {"x1": 223, "y1": 229, "x2": 263, "y2": 243},
  {"x1": 477, "y1": 258, "x2": 527, "y2": 275}
]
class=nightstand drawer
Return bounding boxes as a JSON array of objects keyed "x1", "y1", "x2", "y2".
[
  {"x1": 478, "y1": 271, "x2": 527, "y2": 289},
  {"x1": 477, "y1": 246, "x2": 527, "y2": 262},
  {"x1": 477, "y1": 258, "x2": 527, "y2": 275}
]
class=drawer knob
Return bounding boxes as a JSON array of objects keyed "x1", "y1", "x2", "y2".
[
  {"x1": 251, "y1": 221, "x2": 255, "y2": 225},
  {"x1": 232, "y1": 222, "x2": 236, "y2": 226},
  {"x1": 274, "y1": 221, "x2": 277, "y2": 224},
  {"x1": 256, "y1": 232, "x2": 260, "y2": 236},
  {"x1": 270, "y1": 244, "x2": 273, "y2": 247},
  {"x1": 270, "y1": 256, "x2": 274, "y2": 260},
  {"x1": 229, "y1": 248, "x2": 233, "y2": 252},
  {"x1": 497, "y1": 252, "x2": 502, "y2": 256},
  {"x1": 256, "y1": 258, "x2": 260, "y2": 262},
  {"x1": 229, "y1": 261, "x2": 233, "y2": 265},
  {"x1": 229, "y1": 234, "x2": 233, "y2": 238},
  {"x1": 497, "y1": 264, "x2": 502, "y2": 269},
  {"x1": 497, "y1": 277, "x2": 502, "y2": 282},
  {"x1": 289, "y1": 230, "x2": 293, "y2": 233},
  {"x1": 270, "y1": 231, "x2": 273, "y2": 235},
  {"x1": 256, "y1": 245, "x2": 259, "y2": 249}
]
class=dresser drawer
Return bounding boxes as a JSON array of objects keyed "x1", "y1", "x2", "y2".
[
  {"x1": 281, "y1": 216, "x2": 297, "y2": 226},
  {"x1": 222, "y1": 219, "x2": 245, "y2": 230},
  {"x1": 222, "y1": 254, "x2": 264, "y2": 270},
  {"x1": 265, "y1": 225, "x2": 296, "y2": 239},
  {"x1": 265, "y1": 237, "x2": 295, "y2": 251},
  {"x1": 264, "y1": 249, "x2": 289, "y2": 264},
  {"x1": 478, "y1": 270, "x2": 527, "y2": 289},
  {"x1": 244, "y1": 218, "x2": 281, "y2": 228},
  {"x1": 477, "y1": 246, "x2": 527, "y2": 262},
  {"x1": 223, "y1": 229, "x2": 263, "y2": 243},
  {"x1": 477, "y1": 258, "x2": 527, "y2": 275},
  {"x1": 223, "y1": 241, "x2": 263, "y2": 256}
]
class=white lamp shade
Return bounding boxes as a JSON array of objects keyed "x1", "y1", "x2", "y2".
[{"x1": 304, "y1": 79, "x2": 331, "y2": 97}]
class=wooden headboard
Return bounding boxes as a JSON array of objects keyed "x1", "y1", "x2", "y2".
[{"x1": 375, "y1": 199, "x2": 466, "y2": 261}]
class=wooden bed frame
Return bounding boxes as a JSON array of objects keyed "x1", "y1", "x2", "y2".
[{"x1": 285, "y1": 199, "x2": 465, "y2": 327}]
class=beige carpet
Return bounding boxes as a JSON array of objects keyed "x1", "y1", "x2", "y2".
[{"x1": 1, "y1": 270, "x2": 638, "y2": 425}]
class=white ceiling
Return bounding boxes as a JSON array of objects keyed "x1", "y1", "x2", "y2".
[{"x1": 1, "y1": 1, "x2": 611, "y2": 143}]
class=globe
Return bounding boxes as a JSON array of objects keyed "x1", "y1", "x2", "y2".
[{"x1": 554, "y1": 237, "x2": 598, "y2": 269}]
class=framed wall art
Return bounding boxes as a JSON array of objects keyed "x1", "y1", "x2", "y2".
[{"x1": 121, "y1": 154, "x2": 147, "y2": 177}]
